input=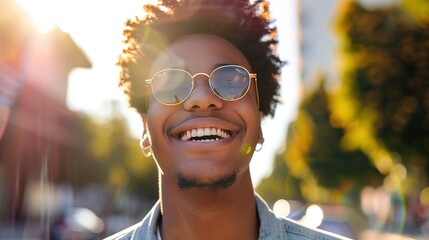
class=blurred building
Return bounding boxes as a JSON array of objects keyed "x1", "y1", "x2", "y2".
[
  {"x1": 297, "y1": 0, "x2": 400, "y2": 92},
  {"x1": 0, "y1": 0, "x2": 91, "y2": 224}
]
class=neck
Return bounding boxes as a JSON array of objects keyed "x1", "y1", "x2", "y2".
[{"x1": 159, "y1": 170, "x2": 259, "y2": 240}]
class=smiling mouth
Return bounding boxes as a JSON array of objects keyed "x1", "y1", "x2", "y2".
[{"x1": 180, "y1": 127, "x2": 232, "y2": 142}]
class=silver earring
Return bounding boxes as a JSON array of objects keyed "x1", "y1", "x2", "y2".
[
  {"x1": 140, "y1": 139, "x2": 152, "y2": 157},
  {"x1": 255, "y1": 137, "x2": 264, "y2": 152},
  {"x1": 142, "y1": 147, "x2": 152, "y2": 157}
]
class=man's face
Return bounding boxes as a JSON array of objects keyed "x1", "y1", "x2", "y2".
[{"x1": 143, "y1": 34, "x2": 261, "y2": 190}]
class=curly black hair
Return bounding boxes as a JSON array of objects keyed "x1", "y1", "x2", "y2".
[{"x1": 117, "y1": 0, "x2": 284, "y2": 117}]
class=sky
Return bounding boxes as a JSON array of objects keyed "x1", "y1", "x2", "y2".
[{"x1": 16, "y1": 0, "x2": 300, "y2": 186}]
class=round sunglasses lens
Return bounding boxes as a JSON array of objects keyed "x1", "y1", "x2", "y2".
[
  {"x1": 152, "y1": 70, "x2": 193, "y2": 104},
  {"x1": 210, "y1": 66, "x2": 250, "y2": 100}
]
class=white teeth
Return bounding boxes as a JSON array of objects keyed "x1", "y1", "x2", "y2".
[
  {"x1": 204, "y1": 128, "x2": 211, "y2": 135},
  {"x1": 197, "y1": 128, "x2": 204, "y2": 137},
  {"x1": 180, "y1": 127, "x2": 231, "y2": 142}
]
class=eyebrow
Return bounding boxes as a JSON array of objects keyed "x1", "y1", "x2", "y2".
[
  {"x1": 214, "y1": 63, "x2": 236, "y2": 69},
  {"x1": 160, "y1": 63, "x2": 238, "y2": 74}
]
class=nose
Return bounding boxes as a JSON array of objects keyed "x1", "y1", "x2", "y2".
[{"x1": 183, "y1": 74, "x2": 223, "y2": 111}]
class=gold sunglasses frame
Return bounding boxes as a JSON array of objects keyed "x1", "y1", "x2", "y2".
[{"x1": 145, "y1": 65, "x2": 259, "y2": 107}]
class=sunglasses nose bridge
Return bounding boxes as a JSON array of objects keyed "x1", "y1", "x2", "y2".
[
  {"x1": 183, "y1": 72, "x2": 224, "y2": 110},
  {"x1": 189, "y1": 72, "x2": 214, "y2": 94},
  {"x1": 190, "y1": 72, "x2": 212, "y2": 91},
  {"x1": 191, "y1": 72, "x2": 210, "y2": 80}
]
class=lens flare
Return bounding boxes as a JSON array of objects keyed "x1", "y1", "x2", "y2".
[
  {"x1": 300, "y1": 204, "x2": 324, "y2": 228},
  {"x1": 242, "y1": 144, "x2": 252, "y2": 155},
  {"x1": 273, "y1": 199, "x2": 291, "y2": 218}
]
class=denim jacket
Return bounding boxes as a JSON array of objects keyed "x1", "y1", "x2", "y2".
[{"x1": 104, "y1": 194, "x2": 352, "y2": 240}]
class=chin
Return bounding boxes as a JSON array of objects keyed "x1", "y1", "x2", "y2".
[{"x1": 176, "y1": 170, "x2": 238, "y2": 193}]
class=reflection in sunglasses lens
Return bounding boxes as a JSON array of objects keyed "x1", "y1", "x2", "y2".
[
  {"x1": 211, "y1": 66, "x2": 249, "y2": 100},
  {"x1": 153, "y1": 70, "x2": 192, "y2": 104}
]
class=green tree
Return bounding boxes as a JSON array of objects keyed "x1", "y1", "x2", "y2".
[
  {"x1": 61, "y1": 110, "x2": 158, "y2": 201},
  {"x1": 258, "y1": 76, "x2": 381, "y2": 205},
  {"x1": 333, "y1": 0, "x2": 429, "y2": 191},
  {"x1": 256, "y1": 153, "x2": 303, "y2": 203}
]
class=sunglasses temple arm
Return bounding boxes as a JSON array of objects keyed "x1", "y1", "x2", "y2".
[{"x1": 254, "y1": 78, "x2": 260, "y2": 109}]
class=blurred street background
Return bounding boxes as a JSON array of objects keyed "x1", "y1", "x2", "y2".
[{"x1": 1, "y1": 0, "x2": 429, "y2": 239}]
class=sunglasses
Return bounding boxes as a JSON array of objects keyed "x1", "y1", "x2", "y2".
[{"x1": 145, "y1": 65, "x2": 258, "y2": 106}]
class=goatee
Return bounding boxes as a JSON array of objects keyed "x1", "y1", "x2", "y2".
[{"x1": 177, "y1": 171, "x2": 237, "y2": 193}]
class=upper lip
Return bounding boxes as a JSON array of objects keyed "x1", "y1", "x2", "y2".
[{"x1": 170, "y1": 117, "x2": 240, "y2": 141}]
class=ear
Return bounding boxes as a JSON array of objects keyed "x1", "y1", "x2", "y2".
[
  {"x1": 139, "y1": 114, "x2": 151, "y2": 149},
  {"x1": 258, "y1": 129, "x2": 264, "y2": 144},
  {"x1": 258, "y1": 112, "x2": 264, "y2": 139},
  {"x1": 257, "y1": 112, "x2": 264, "y2": 145},
  {"x1": 141, "y1": 113, "x2": 148, "y2": 130},
  {"x1": 255, "y1": 126, "x2": 265, "y2": 152}
]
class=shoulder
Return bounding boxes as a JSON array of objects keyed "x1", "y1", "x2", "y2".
[
  {"x1": 255, "y1": 194, "x2": 351, "y2": 240},
  {"x1": 103, "y1": 200, "x2": 161, "y2": 240},
  {"x1": 103, "y1": 223, "x2": 139, "y2": 240},
  {"x1": 280, "y1": 217, "x2": 352, "y2": 240}
]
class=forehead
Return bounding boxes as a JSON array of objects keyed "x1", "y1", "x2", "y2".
[{"x1": 150, "y1": 34, "x2": 251, "y2": 74}]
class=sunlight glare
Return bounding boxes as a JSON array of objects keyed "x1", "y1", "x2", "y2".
[
  {"x1": 15, "y1": 0, "x2": 61, "y2": 33},
  {"x1": 300, "y1": 204, "x2": 324, "y2": 228},
  {"x1": 67, "y1": 208, "x2": 104, "y2": 233},
  {"x1": 15, "y1": 0, "x2": 156, "y2": 34},
  {"x1": 273, "y1": 199, "x2": 291, "y2": 218}
]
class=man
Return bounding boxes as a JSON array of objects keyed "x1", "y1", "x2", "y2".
[{"x1": 106, "y1": 0, "x2": 350, "y2": 239}]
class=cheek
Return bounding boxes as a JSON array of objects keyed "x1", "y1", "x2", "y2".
[
  {"x1": 234, "y1": 100, "x2": 261, "y2": 147},
  {"x1": 145, "y1": 119, "x2": 170, "y2": 173},
  {"x1": 240, "y1": 94, "x2": 261, "y2": 125},
  {"x1": 146, "y1": 103, "x2": 180, "y2": 151},
  {"x1": 146, "y1": 104, "x2": 169, "y2": 145}
]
